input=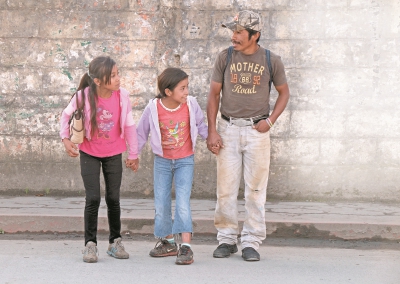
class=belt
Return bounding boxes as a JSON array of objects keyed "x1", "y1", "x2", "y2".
[{"x1": 221, "y1": 114, "x2": 269, "y2": 126}]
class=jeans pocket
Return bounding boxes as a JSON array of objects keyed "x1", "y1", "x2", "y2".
[{"x1": 217, "y1": 119, "x2": 229, "y2": 134}]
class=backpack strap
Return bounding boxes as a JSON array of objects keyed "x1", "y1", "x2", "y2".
[
  {"x1": 225, "y1": 46, "x2": 234, "y2": 73},
  {"x1": 222, "y1": 46, "x2": 234, "y2": 86},
  {"x1": 266, "y1": 49, "x2": 273, "y2": 92}
]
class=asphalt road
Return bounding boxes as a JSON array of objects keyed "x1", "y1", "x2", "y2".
[{"x1": 1, "y1": 234, "x2": 400, "y2": 284}]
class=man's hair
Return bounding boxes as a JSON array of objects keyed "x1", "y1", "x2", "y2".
[{"x1": 246, "y1": 28, "x2": 261, "y2": 43}]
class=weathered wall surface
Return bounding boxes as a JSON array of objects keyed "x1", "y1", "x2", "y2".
[{"x1": 0, "y1": 0, "x2": 399, "y2": 201}]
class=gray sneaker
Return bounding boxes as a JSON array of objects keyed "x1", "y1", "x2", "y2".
[
  {"x1": 107, "y1": 237, "x2": 129, "y2": 259},
  {"x1": 175, "y1": 245, "x2": 194, "y2": 265},
  {"x1": 82, "y1": 241, "x2": 98, "y2": 263},
  {"x1": 242, "y1": 247, "x2": 260, "y2": 261},
  {"x1": 149, "y1": 240, "x2": 178, "y2": 257},
  {"x1": 213, "y1": 243, "x2": 238, "y2": 258}
]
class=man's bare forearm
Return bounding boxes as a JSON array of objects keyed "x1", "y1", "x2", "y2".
[
  {"x1": 207, "y1": 81, "x2": 222, "y2": 133},
  {"x1": 269, "y1": 83, "x2": 290, "y2": 124},
  {"x1": 207, "y1": 94, "x2": 220, "y2": 133}
]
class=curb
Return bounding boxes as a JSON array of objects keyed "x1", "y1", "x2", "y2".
[{"x1": 2, "y1": 216, "x2": 400, "y2": 241}]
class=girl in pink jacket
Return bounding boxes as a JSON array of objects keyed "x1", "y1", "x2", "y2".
[{"x1": 59, "y1": 56, "x2": 139, "y2": 263}]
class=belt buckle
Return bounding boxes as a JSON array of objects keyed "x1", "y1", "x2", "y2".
[{"x1": 230, "y1": 118, "x2": 253, "y2": 127}]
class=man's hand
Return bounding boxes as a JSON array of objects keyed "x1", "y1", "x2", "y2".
[
  {"x1": 253, "y1": 120, "x2": 271, "y2": 133},
  {"x1": 63, "y1": 138, "x2": 79, "y2": 158}
]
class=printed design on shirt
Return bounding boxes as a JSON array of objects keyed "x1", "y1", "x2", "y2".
[
  {"x1": 160, "y1": 120, "x2": 186, "y2": 149},
  {"x1": 97, "y1": 105, "x2": 115, "y2": 139},
  {"x1": 230, "y1": 61, "x2": 265, "y2": 94}
]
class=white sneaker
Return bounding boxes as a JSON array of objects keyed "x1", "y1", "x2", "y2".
[
  {"x1": 107, "y1": 238, "x2": 129, "y2": 259},
  {"x1": 82, "y1": 241, "x2": 98, "y2": 263}
]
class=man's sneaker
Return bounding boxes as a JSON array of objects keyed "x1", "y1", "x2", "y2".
[
  {"x1": 149, "y1": 240, "x2": 178, "y2": 257},
  {"x1": 241, "y1": 247, "x2": 260, "y2": 261},
  {"x1": 213, "y1": 243, "x2": 238, "y2": 258},
  {"x1": 82, "y1": 241, "x2": 98, "y2": 263},
  {"x1": 107, "y1": 237, "x2": 129, "y2": 259},
  {"x1": 175, "y1": 245, "x2": 194, "y2": 265}
]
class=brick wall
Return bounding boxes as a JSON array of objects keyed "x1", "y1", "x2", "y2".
[{"x1": 0, "y1": 0, "x2": 399, "y2": 201}]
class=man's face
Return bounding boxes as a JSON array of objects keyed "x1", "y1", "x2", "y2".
[{"x1": 230, "y1": 29, "x2": 258, "y2": 53}]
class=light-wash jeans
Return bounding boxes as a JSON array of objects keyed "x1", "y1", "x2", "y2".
[
  {"x1": 153, "y1": 154, "x2": 194, "y2": 238},
  {"x1": 214, "y1": 119, "x2": 270, "y2": 250}
]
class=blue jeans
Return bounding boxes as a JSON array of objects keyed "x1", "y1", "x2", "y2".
[{"x1": 153, "y1": 154, "x2": 194, "y2": 238}]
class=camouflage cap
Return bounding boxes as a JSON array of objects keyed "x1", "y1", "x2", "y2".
[{"x1": 222, "y1": 10, "x2": 262, "y2": 32}]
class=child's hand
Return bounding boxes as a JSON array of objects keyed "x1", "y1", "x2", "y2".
[
  {"x1": 211, "y1": 142, "x2": 221, "y2": 155},
  {"x1": 63, "y1": 138, "x2": 79, "y2": 158},
  {"x1": 125, "y1": 158, "x2": 139, "y2": 172}
]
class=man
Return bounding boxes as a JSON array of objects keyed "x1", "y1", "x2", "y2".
[{"x1": 206, "y1": 10, "x2": 290, "y2": 261}]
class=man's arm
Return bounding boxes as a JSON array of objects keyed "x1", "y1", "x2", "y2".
[
  {"x1": 269, "y1": 83, "x2": 290, "y2": 124},
  {"x1": 253, "y1": 82, "x2": 290, "y2": 133},
  {"x1": 206, "y1": 80, "x2": 223, "y2": 152}
]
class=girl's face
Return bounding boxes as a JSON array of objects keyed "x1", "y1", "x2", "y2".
[
  {"x1": 100, "y1": 65, "x2": 120, "y2": 91},
  {"x1": 166, "y1": 78, "x2": 189, "y2": 104}
]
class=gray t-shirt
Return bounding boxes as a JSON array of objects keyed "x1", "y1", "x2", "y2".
[{"x1": 211, "y1": 46, "x2": 287, "y2": 118}]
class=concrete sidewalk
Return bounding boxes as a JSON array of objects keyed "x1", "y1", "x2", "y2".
[{"x1": 1, "y1": 196, "x2": 400, "y2": 241}]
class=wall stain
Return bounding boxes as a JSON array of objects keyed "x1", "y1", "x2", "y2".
[
  {"x1": 81, "y1": 41, "x2": 91, "y2": 47},
  {"x1": 62, "y1": 69, "x2": 73, "y2": 81},
  {"x1": 39, "y1": 98, "x2": 60, "y2": 108}
]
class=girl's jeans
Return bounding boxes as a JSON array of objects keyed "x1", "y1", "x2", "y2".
[
  {"x1": 214, "y1": 119, "x2": 271, "y2": 250},
  {"x1": 80, "y1": 151, "x2": 123, "y2": 245},
  {"x1": 153, "y1": 154, "x2": 194, "y2": 238}
]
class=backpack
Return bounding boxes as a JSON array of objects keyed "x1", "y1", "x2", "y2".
[{"x1": 224, "y1": 46, "x2": 273, "y2": 92}]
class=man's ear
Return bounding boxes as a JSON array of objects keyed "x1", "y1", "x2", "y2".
[{"x1": 253, "y1": 32, "x2": 260, "y2": 41}]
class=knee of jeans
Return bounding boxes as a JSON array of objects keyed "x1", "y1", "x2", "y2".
[
  {"x1": 175, "y1": 205, "x2": 191, "y2": 218},
  {"x1": 155, "y1": 205, "x2": 171, "y2": 217},
  {"x1": 86, "y1": 195, "x2": 101, "y2": 207},
  {"x1": 155, "y1": 204, "x2": 171, "y2": 215},
  {"x1": 105, "y1": 195, "x2": 120, "y2": 207}
]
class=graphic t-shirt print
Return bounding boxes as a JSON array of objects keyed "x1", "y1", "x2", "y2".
[
  {"x1": 160, "y1": 119, "x2": 186, "y2": 149},
  {"x1": 157, "y1": 101, "x2": 193, "y2": 159},
  {"x1": 230, "y1": 61, "x2": 265, "y2": 95},
  {"x1": 96, "y1": 105, "x2": 115, "y2": 139}
]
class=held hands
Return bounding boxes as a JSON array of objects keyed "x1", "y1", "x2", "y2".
[
  {"x1": 206, "y1": 131, "x2": 224, "y2": 155},
  {"x1": 63, "y1": 138, "x2": 79, "y2": 158},
  {"x1": 125, "y1": 158, "x2": 139, "y2": 172}
]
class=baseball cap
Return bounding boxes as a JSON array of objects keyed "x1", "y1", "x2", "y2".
[{"x1": 222, "y1": 10, "x2": 262, "y2": 32}]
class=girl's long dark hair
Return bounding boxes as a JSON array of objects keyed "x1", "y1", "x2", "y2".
[
  {"x1": 73, "y1": 56, "x2": 116, "y2": 137},
  {"x1": 156, "y1": 68, "x2": 189, "y2": 98}
]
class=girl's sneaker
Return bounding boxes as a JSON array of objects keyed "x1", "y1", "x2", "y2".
[
  {"x1": 175, "y1": 244, "x2": 194, "y2": 265},
  {"x1": 149, "y1": 240, "x2": 178, "y2": 257},
  {"x1": 107, "y1": 238, "x2": 129, "y2": 259},
  {"x1": 82, "y1": 241, "x2": 98, "y2": 263}
]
